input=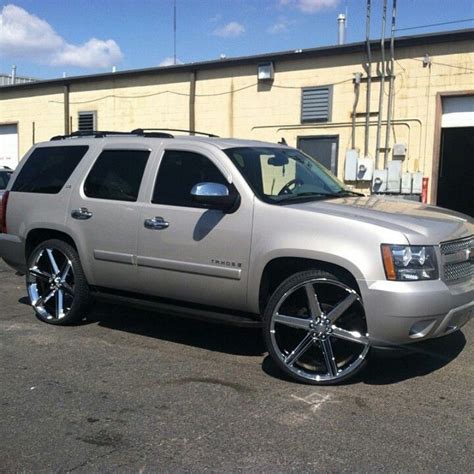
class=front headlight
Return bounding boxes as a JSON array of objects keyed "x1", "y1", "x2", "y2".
[{"x1": 381, "y1": 244, "x2": 438, "y2": 281}]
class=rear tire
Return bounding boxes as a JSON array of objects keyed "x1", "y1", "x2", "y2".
[
  {"x1": 263, "y1": 269, "x2": 370, "y2": 385},
  {"x1": 26, "y1": 239, "x2": 90, "y2": 325}
]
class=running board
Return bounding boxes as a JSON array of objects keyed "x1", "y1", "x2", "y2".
[{"x1": 92, "y1": 291, "x2": 263, "y2": 328}]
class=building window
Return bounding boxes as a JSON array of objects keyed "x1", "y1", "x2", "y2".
[
  {"x1": 78, "y1": 111, "x2": 97, "y2": 132},
  {"x1": 301, "y1": 86, "x2": 332, "y2": 123}
]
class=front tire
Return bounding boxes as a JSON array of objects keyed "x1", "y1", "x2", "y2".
[
  {"x1": 26, "y1": 239, "x2": 90, "y2": 325},
  {"x1": 263, "y1": 270, "x2": 370, "y2": 385}
]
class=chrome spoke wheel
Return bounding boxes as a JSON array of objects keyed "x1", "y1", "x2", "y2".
[
  {"x1": 27, "y1": 247, "x2": 76, "y2": 321},
  {"x1": 269, "y1": 278, "x2": 369, "y2": 383}
]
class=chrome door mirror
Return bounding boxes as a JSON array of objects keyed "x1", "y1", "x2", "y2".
[{"x1": 190, "y1": 182, "x2": 238, "y2": 212}]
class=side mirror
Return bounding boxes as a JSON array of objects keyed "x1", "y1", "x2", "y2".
[{"x1": 190, "y1": 182, "x2": 238, "y2": 212}]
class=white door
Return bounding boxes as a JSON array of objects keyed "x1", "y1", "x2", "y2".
[{"x1": 0, "y1": 124, "x2": 18, "y2": 169}]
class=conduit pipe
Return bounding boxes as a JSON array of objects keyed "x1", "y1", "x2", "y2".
[
  {"x1": 364, "y1": 0, "x2": 372, "y2": 157},
  {"x1": 375, "y1": 0, "x2": 387, "y2": 168},
  {"x1": 384, "y1": 0, "x2": 397, "y2": 168}
]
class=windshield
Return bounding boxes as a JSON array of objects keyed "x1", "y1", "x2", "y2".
[
  {"x1": 0, "y1": 171, "x2": 12, "y2": 190},
  {"x1": 225, "y1": 147, "x2": 356, "y2": 204}
]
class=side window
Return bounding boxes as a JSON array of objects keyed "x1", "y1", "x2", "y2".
[
  {"x1": 84, "y1": 149, "x2": 150, "y2": 202},
  {"x1": 153, "y1": 150, "x2": 228, "y2": 207},
  {"x1": 12, "y1": 146, "x2": 88, "y2": 194}
]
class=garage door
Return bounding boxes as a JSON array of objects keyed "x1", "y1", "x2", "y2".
[{"x1": 0, "y1": 124, "x2": 19, "y2": 169}]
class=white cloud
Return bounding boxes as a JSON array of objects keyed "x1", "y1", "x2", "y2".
[
  {"x1": 279, "y1": 0, "x2": 340, "y2": 13},
  {"x1": 0, "y1": 4, "x2": 123, "y2": 68},
  {"x1": 159, "y1": 57, "x2": 184, "y2": 67},
  {"x1": 213, "y1": 21, "x2": 245, "y2": 38},
  {"x1": 267, "y1": 16, "x2": 296, "y2": 34},
  {"x1": 267, "y1": 20, "x2": 288, "y2": 34}
]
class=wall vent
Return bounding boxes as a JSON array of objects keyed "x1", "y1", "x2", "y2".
[{"x1": 301, "y1": 86, "x2": 332, "y2": 123}]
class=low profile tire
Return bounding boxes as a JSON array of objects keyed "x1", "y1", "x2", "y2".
[
  {"x1": 263, "y1": 270, "x2": 370, "y2": 385},
  {"x1": 26, "y1": 239, "x2": 90, "y2": 325}
]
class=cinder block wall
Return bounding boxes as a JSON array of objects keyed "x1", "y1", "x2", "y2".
[{"x1": 1, "y1": 39, "x2": 472, "y2": 201}]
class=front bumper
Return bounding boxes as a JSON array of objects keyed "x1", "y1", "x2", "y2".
[
  {"x1": 359, "y1": 277, "x2": 473, "y2": 347},
  {"x1": 0, "y1": 233, "x2": 26, "y2": 273}
]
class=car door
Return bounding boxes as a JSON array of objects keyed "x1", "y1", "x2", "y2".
[
  {"x1": 136, "y1": 144, "x2": 253, "y2": 311},
  {"x1": 67, "y1": 145, "x2": 153, "y2": 292}
]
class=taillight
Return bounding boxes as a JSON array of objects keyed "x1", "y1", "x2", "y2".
[{"x1": 0, "y1": 191, "x2": 9, "y2": 234}]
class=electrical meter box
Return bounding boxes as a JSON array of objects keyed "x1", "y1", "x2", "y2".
[
  {"x1": 356, "y1": 157, "x2": 374, "y2": 181},
  {"x1": 401, "y1": 172, "x2": 412, "y2": 194},
  {"x1": 344, "y1": 149, "x2": 359, "y2": 181},
  {"x1": 387, "y1": 160, "x2": 402, "y2": 193},
  {"x1": 372, "y1": 169, "x2": 388, "y2": 193},
  {"x1": 412, "y1": 172, "x2": 423, "y2": 194},
  {"x1": 393, "y1": 143, "x2": 407, "y2": 160}
]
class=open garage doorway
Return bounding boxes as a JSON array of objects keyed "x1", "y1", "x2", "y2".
[
  {"x1": 437, "y1": 127, "x2": 474, "y2": 216},
  {"x1": 434, "y1": 95, "x2": 474, "y2": 216}
]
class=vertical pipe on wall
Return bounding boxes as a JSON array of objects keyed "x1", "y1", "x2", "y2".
[
  {"x1": 189, "y1": 71, "x2": 196, "y2": 134},
  {"x1": 351, "y1": 73, "x2": 362, "y2": 149},
  {"x1": 384, "y1": 0, "x2": 397, "y2": 168},
  {"x1": 364, "y1": 0, "x2": 372, "y2": 157},
  {"x1": 375, "y1": 0, "x2": 387, "y2": 168},
  {"x1": 63, "y1": 84, "x2": 70, "y2": 135}
]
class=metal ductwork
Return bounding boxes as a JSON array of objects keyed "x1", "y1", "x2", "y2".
[{"x1": 337, "y1": 14, "x2": 346, "y2": 45}]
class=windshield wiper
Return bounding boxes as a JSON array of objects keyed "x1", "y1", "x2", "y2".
[
  {"x1": 333, "y1": 190, "x2": 365, "y2": 197},
  {"x1": 276, "y1": 190, "x2": 364, "y2": 204}
]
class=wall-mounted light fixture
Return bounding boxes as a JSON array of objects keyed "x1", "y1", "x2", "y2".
[{"x1": 257, "y1": 62, "x2": 274, "y2": 81}]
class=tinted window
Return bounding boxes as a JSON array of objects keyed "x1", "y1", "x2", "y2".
[
  {"x1": 12, "y1": 146, "x2": 88, "y2": 194},
  {"x1": 153, "y1": 150, "x2": 228, "y2": 207},
  {"x1": 0, "y1": 171, "x2": 12, "y2": 190},
  {"x1": 84, "y1": 150, "x2": 149, "y2": 202}
]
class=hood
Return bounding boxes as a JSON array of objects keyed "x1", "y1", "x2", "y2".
[{"x1": 289, "y1": 196, "x2": 473, "y2": 245}]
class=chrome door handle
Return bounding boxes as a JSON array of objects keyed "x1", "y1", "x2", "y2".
[
  {"x1": 144, "y1": 216, "x2": 169, "y2": 230},
  {"x1": 71, "y1": 207, "x2": 93, "y2": 220}
]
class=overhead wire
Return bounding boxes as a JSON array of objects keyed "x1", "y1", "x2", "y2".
[{"x1": 50, "y1": 78, "x2": 354, "y2": 105}]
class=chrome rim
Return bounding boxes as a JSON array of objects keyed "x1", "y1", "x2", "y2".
[
  {"x1": 27, "y1": 248, "x2": 75, "y2": 320},
  {"x1": 269, "y1": 278, "x2": 369, "y2": 382}
]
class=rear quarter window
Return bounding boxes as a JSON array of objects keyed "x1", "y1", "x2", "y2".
[{"x1": 12, "y1": 146, "x2": 89, "y2": 194}]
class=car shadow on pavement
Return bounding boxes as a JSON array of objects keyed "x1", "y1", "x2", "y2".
[
  {"x1": 262, "y1": 330, "x2": 467, "y2": 386},
  {"x1": 86, "y1": 302, "x2": 266, "y2": 357}
]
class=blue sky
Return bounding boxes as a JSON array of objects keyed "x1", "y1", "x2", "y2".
[{"x1": 1, "y1": 0, "x2": 473, "y2": 79}]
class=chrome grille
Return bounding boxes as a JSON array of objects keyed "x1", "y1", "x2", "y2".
[
  {"x1": 444, "y1": 261, "x2": 473, "y2": 281},
  {"x1": 440, "y1": 236, "x2": 473, "y2": 255},
  {"x1": 440, "y1": 235, "x2": 473, "y2": 282}
]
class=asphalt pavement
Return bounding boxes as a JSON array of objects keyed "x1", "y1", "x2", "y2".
[{"x1": 1, "y1": 259, "x2": 472, "y2": 472}]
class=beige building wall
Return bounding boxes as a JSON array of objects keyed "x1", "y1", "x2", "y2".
[{"x1": 1, "y1": 38, "x2": 473, "y2": 202}]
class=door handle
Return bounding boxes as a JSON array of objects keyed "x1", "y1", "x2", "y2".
[
  {"x1": 144, "y1": 216, "x2": 169, "y2": 230},
  {"x1": 71, "y1": 207, "x2": 93, "y2": 220}
]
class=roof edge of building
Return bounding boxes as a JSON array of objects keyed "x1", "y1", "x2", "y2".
[{"x1": 1, "y1": 28, "x2": 473, "y2": 92}]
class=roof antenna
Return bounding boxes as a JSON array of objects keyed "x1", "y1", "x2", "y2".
[
  {"x1": 278, "y1": 137, "x2": 288, "y2": 145},
  {"x1": 173, "y1": 0, "x2": 177, "y2": 65}
]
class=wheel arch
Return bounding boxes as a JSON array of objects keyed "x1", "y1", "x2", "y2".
[
  {"x1": 257, "y1": 255, "x2": 362, "y2": 314},
  {"x1": 25, "y1": 228, "x2": 78, "y2": 260}
]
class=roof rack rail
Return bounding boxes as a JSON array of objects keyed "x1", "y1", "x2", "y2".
[
  {"x1": 50, "y1": 130, "x2": 134, "y2": 141},
  {"x1": 131, "y1": 128, "x2": 219, "y2": 138}
]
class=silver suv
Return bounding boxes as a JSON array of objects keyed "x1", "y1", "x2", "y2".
[{"x1": 0, "y1": 130, "x2": 472, "y2": 384}]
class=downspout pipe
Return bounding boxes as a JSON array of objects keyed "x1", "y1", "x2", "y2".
[
  {"x1": 351, "y1": 73, "x2": 362, "y2": 149},
  {"x1": 384, "y1": 0, "x2": 397, "y2": 168},
  {"x1": 189, "y1": 70, "x2": 196, "y2": 135},
  {"x1": 63, "y1": 84, "x2": 70, "y2": 135},
  {"x1": 375, "y1": 0, "x2": 387, "y2": 168},
  {"x1": 364, "y1": 0, "x2": 372, "y2": 157}
]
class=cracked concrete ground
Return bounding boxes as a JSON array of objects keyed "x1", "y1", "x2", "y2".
[{"x1": 0, "y1": 259, "x2": 473, "y2": 472}]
